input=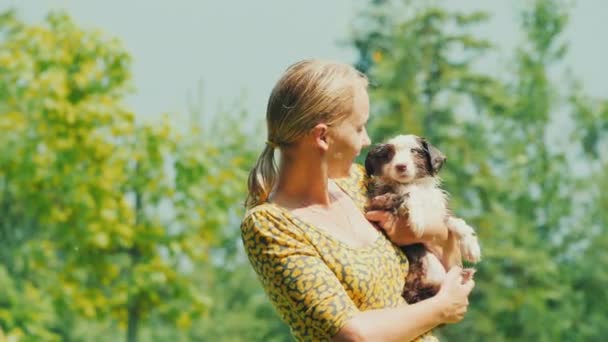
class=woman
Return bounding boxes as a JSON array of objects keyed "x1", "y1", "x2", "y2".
[{"x1": 241, "y1": 59, "x2": 474, "y2": 341}]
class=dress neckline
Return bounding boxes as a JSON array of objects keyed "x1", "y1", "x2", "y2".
[{"x1": 266, "y1": 178, "x2": 385, "y2": 251}]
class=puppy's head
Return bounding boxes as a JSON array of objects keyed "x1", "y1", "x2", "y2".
[{"x1": 365, "y1": 134, "x2": 446, "y2": 183}]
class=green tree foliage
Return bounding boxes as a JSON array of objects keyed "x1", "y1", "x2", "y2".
[
  {"x1": 353, "y1": 0, "x2": 607, "y2": 340},
  {"x1": 0, "y1": 10, "x2": 255, "y2": 342}
]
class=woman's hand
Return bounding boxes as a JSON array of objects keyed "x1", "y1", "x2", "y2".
[
  {"x1": 365, "y1": 210, "x2": 423, "y2": 245},
  {"x1": 433, "y1": 266, "x2": 476, "y2": 324}
]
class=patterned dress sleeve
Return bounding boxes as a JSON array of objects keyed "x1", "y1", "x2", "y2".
[{"x1": 241, "y1": 208, "x2": 359, "y2": 339}]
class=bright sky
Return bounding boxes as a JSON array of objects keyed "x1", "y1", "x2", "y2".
[{"x1": 3, "y1": 0, "x2": 607, "y2": 129}]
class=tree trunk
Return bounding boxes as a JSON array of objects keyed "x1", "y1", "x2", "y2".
[
  {"x1": 127, "y1": 303, "x2": 139, "y2": 342},
  {"x1": 127, "y1": 166, "x2": 143, "y2": 342}
]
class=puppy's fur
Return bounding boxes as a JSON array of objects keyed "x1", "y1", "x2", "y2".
[{"x1": 365, "y1": 134, "x2": 480, "y2": 304}]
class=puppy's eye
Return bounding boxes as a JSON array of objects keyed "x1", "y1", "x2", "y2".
[{"x1": 411, "y1": 148, "x2": 422, "y2": 154}]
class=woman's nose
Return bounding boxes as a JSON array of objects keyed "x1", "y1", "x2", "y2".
[{"x1": 362, "y1": 134, "x2": 371, "y2": 148}]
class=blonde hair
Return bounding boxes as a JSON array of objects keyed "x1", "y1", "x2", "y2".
[{"x1": 245, "y1": 59, "x2": 368, "y2": 209}]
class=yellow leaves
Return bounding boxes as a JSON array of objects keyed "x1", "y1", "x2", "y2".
[
  {"x1": 96, "y1": 142, "x2": 115, "y2": 161},
  {"x1": 24, "y1": 282, "x2": 41, "y2": 302},
  {"x1": 106, "y1": 264, "x2": 120, "y2": 280},
  {"x1": 73, "y1": 60, "x2": 96, "y2": 88},
  {"x1": 117, "y1": 320, "x2": 127, "y2": 331},
  {"x1": 51, "y1": 137, "x2": 75, "y2": 150},
  {"x1": 111, "y1": 119, "x2": 135, "y2": 136},
  {"x1": 80, "y1": 298, "x2": 96, "y2": 318},
  {"x1": 0, "y1": 48, "x2": 12, "y2": 66},
  {"x1": 0, "y1": 327, "x2": 23, "y2": 342},
  {"x1": 100, "y1": 207, "x2": 118, "y2": 222},
  {"x1": 50, "y1": 206, "x2": 71, "y2": 223},
  {"x1": 114, "y1": 223, "x2": 134, "y2": 247},
  {"x1": 88, "y1": 214, "x2": 135, "y2": 249},
  {"x1": 176, "y1": 312, "x2": 192, "y2": 330},
  {"x1": 77, "y1": 187, "x2": 96, "y2": 210},
  {"x1": 230, "y1": 155, "x2": 246, "y2": 167},
  {"x1": 94, "y1": 160, "x2": 125, "y2": 191},
  {"x1": 118, "y1": 196, "x2": 136, "y2": 222},
  {"x1": 25, "y1": 25, "x2": 56, "y2": 50},
  {"x1": 0, "y1": 309, "x2": 10, "y2": 325},
  {"x1": 372, "y1": 50, "x2": 384, "y2": 63},
  {"x1": 63, "y1": 281, "x2": 76, "y2": 297},
  {"x1": 181, "y1": 236, "x2": 207, "y2": 260},
  {"x1": 514, "y1": 154, "x2": 528, "y2": 165},
  {"x1": 150, "y1": 271, "x2": 167, "y2": 285},
  {"x1": 0, "y1": 111, "x2": 26, "y2": 132},
  {"x1": 92, "y1": 232, "x2": 110, "y2": 249},
  {"x1": 208, "y1": 146, "x2": 219, "y2": 157},
  {"x1": 38, "y1": 68, "x2": 68, "y2": 98},
  {"x1": 64, "y1": 106, "x2": 76, "y2": 124},
  {"x1": 0, "y1": 43, "x2": 34, "y2": 72}
]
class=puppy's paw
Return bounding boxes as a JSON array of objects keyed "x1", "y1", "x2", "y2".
[
  {"x1": 446, "y1": 217, "x2": 473, "y2": 237},
  {"x1": 460, "y1": 233, "x2": 481, "y2": 263}
]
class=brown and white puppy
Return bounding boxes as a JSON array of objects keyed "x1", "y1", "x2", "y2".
[{"x1": 365, "y1": 134, "x2": 480, "y2": 304}]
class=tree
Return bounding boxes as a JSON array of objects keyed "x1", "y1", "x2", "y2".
[
  {"x1": 0, "y1": 10, "x2": 248, "y2": 342},
  {"x1": 352, "y1": 0, "x2": 607, "y2": 340}
]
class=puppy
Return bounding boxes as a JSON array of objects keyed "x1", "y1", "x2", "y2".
[{"x1": 365, "y1": 134, "x2": 480, "y2": 304}]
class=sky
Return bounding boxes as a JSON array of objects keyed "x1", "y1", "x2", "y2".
[{"x1": 2, "y1": 0, "x2": 607, "y2": 130}]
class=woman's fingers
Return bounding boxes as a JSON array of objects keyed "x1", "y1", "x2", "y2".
[
  {"x1": 436, "y1": 265, "x2": 477, "y2": 324},
  {"x1": 365, "y1": 210, "x2": 395, "y2": 233},
  {"x1": 365, "y1": 210, "x2": 390, "y2": 224}
]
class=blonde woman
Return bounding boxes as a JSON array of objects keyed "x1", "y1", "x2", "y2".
[{"x1": 241, "y1": 59, "x2": 475, "y2": 341}]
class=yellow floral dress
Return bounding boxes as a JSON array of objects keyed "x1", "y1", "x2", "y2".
[{"x1": 241, "y1": 164, "x2": 438, "y2": 342}]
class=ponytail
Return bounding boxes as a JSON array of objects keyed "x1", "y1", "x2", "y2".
[{"x1": 244, "y1": 143, "x2": 279, "y2": 209}]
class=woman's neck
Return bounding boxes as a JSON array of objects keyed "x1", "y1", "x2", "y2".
[{"x1": 272, "y1": 157, "x2": 331, "y2": 208}]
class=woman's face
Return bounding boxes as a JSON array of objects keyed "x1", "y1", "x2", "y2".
[{"x1": 326, "y1": 84, "x2": 371, "y2": 177}]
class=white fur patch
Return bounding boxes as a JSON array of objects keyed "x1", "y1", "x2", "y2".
[{"x1": 397, "y1": 178, "x2": 448, "y2": 238}]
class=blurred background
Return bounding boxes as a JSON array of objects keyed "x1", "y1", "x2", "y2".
[{"x1": 0, "y1": 0, "x2": 606, "y2": 341}]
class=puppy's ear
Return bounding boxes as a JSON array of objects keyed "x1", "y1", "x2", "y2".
[
  {"x1": 365, "y1": 143, "x2": 395, "y2": 177},
  {"x1": 419, "y1": 137, "x2": 446, "y2": 175}
]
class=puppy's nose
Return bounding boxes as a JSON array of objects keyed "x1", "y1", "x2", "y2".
[{"x1": 395, "y1": 164, "x2": 407, "y2": 172}]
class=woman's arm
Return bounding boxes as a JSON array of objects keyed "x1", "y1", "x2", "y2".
[
  {"x1": 333, "y1": 266, "x2": 475, "y2": 342},
  {"x1": 333, "y1": 296, "x2": 444, "y2": 341}
]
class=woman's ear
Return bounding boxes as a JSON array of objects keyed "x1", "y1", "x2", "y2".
[{"x1": 311, "y1": 123, "x2": 330, "y2": 151}]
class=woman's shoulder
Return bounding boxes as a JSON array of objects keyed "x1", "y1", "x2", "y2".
[
  {"x1": 241, "y1": 203, "x2": 286, "y2": 232},
  {"x1": 240, "y1": 203, "x2": 309, "y2": 245}
]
